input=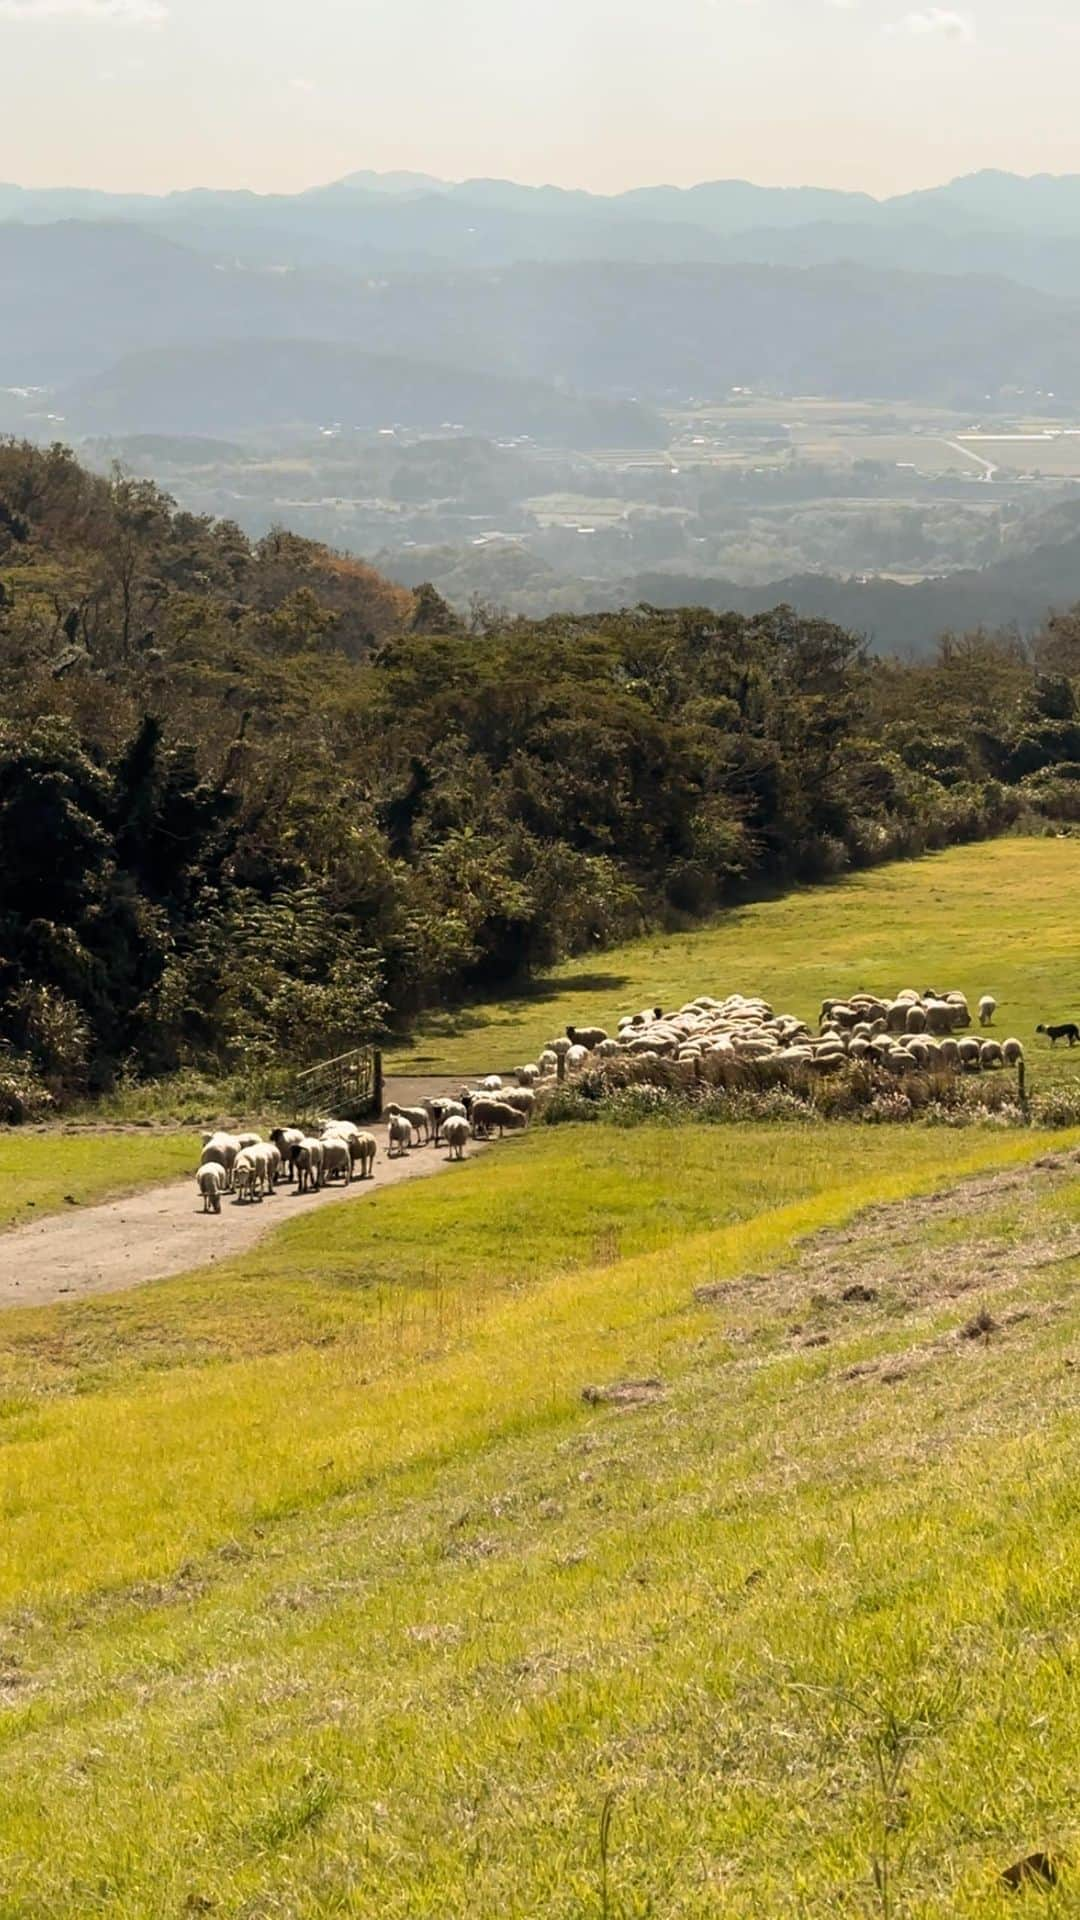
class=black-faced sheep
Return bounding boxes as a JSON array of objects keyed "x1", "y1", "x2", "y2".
[
  {"x1": 566, "y1": 1024, "x2": 608, "y2": 1050},
  {"x1": 470, "y1": 1098, "x2": 528, "y2": 1138},
  {"x1": 270, "y1": 1127, "x2": 304, "y2": 1182}
]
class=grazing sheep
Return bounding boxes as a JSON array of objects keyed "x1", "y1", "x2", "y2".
[
  {"x1": 480, "y1": 1075, "x2": 503, "y2": 1093},
  {"x1": 296, "y1": 1138, "x2": 325, "y2": 1194},
  {"x1": 905, "y1": 1005, "x2": 927, "y2": 1035},
  {"x1": 516, "y1": 1065, "x2": 542, "y2": 1086},
  {"x1": 958, "y1": 1038, "x2": 982, "y2": 1071},
  {"x1": 979, "y1": 995, "x2": 997, "y2": 1029},
  {"x1": 945, "y1": 992, "x2": 971, "y2": 1028},
  {"x1": 566, "y1": 1024, "x2": 608, "y2": 1051},
  {"x1": 885, "y1": 1001, "x2": 910, "y2": 1034},
  {"x1": 501, "y1": 1088, "x2": 535, "y2": 1118},
  {"x1": 443, "y1": 1115, "x2": 472, "y2": 1161},
  {"x1": 924, "y1": 1001, "x2": 955, "y2": 1037},
  {"x1": 566, "y1": 1044, "x2": 589, "y2": 1073},
  {"x1": 388, "y1": 1113, "x2": 413, "y2": 1158},
  {"x1": 538, "y1": 1049, "x2": 558, "y2": 1075},
  {"x1": 1002, "y1": 1038, "x2": 1025, "y2": 1067},
  {"x1": 470, "y1": 1098, "x2": 528, "y2": 1138},
  {"x1": 197, "y1": 1163, "x2": 226, "y2": 1214},
  {"x1": 270, "y1": 1127, "x2": 304, "y2": 1182},
  {"x1": 980, "y1": 1040, "x2": 1005, "y2": 1070},
  {"x1": 1035, "y1": 1022, "x2": 1080, "y2": 1048},
  {"x1": 200, "y1": 1132, "x2": 242, "y2": 1192},
  {"x1": 939, "y1": 1038, "x2": 962, "y2": 1068},
  {"x1": 233, "y1": 1149, "x2": 261, "y2": 1203},
  {"x1": 236, "y1": 1132, "x2": 262, "y2": 1150}
]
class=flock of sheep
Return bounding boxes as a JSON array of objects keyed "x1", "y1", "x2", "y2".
[
  {"x1": 194, "y1": 986, "x2": 1026, "y2": 1214},
  {"x1": 193, "y1": 1075, "x2": 542, "y2": 1215}
]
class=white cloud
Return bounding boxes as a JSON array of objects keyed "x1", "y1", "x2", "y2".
[
  {"x1": 825, "y1": 0, "x2": 862, "y2": 10},
  {"x1": 886, "y1": 7, "x2": 976, "y2": 36},
  {"x1": 0, "y1": 0, "x2": 167, "y2": 22}
]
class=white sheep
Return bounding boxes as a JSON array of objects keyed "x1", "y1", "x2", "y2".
[
  {"x1": 515, "y1": 1065, "x2": 541, "y2": 1087},
  {"x1": 296, "y1": 1138, "x2": 325, "y2": 1193},
  {"x1": 566, "y1": 1044, "x2": 589, "y2": 1073},
  {"x1": 387, "y1": 1102, "x2": 431, "y2": 1145},
  {"x1": 480, "y1": 1075, "x2": 503, "y2": 1093},
  {"x1": 501, "y1": 1088, "x2": 535, "y2": 1118},
  {"x1": 388, "y1": 1113, "x2": 413, "y2": 1157},
  {"x1": 197, "y1": 1163, "x2": 226, "y2": 1214},
  {"x1": 1002, "y1": 1038, "x2": 1025, "y2": 1068},
  {"x1": 469, "y1": 1098, "x2": 528, "y2": 1138},
  {"x1": 321, "y1": 1137, "x2": 352, "y2": 1184},
  {"x1": 443, "y1": 1114, "x2": 472, "y2": 1161},
  {"x1": 236, "y1": 1132, "x2": 262, "y2": 1150},
  {"x1": 979, "y1": 995, "x2": 997, "y2": 1029},
  {"x1": 251, "y1": 1142, "x2": 280, "y2": 1193},
  {"x1": 353, "y1": 1130, "x2": 378, "y2": 1178},
  {"x1": 200, "y1": 1132, "x2": 242, "y2": 1191},
  {"x1": 270, "y1": 1127, "x2": 304, "y2": 1181},
  {"x1": 233, "y1": 1149, "x2": 261, "y2": 1203},
  {"x1": 980, "y1": 1040, "x2": 1005, "y2": 1070},
  {"x1": 538, "y1": 1049, "x2": 558, "y2": 1075}
]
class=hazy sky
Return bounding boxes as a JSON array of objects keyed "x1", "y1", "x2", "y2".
[{"x1": 2, "y1": 0, "x2": 1080, "y2": 197}]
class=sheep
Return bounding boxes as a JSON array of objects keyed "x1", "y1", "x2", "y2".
[
  {"x1": 236, "y1": 1132, "x2": 262, "y2": 1150},
  {"x1": 270, "y1": 1127, "x2": 304, "y2": 1182},
  {"x1": 501, "y1": 1088, "x2": 535, "y2": 1118},
  {"x1": 321, "y1": 1136, "x2": 352, "y2": 1184},
  {"x1": 200, "y1": 1132, "x2": 242, "y2": 1192},
  {"x1": 566, "y1": 1024, "x2": 608, "y2": 1051},
  {"x1": 1002, "y1": 1038, "x2": 1025, "y2": 1068},
  {"x1": 388, "y1": 1113, "x2": 413, "y2": 1157},
  {"x1": 469, "y1": 1098, "x2": 528, "y2": 1139},
  {"x1": 251, "y1": 1142, "x2": 280, "y2": 1193},
  {"x1": 980, "y1": 1040, "x2": 1005, "y2": 1070},
  {"x1": 905, "y1": 1005, "x2": 927, "y2": 1035},
  {"x1": 924, "y1": 1001, "x2": 955, "y2": 1037},
  {"x1": 352, "y1": 1130, "x2": 378, "y2": 1178},
  {"x1": 296, "y1": 1138, "x2": 325, "y2": 1193},
  {"x1": 958, "y1": 1038, "x2": 982, "y2": 1071},
  {"x1": 233, "y1": 1149, "x2": 261, "y2": 1203},
  {"x1": 979, "y1": 995, "x2": 997, "y2": 1029},
  {"x1": 538, "y1": 1049, "x2": 558, "y2": 1075},
  {"x1": 427, "y1": 1097, "x2": 466, "y2": 1145},
  {"x1": 386, "y1": 1103, "x2": 430, "y2": 1145},
  {"x1": 885, "y1": 1001, "x2": 910, "y2": 1034},
  {"x1": 480, "y1": 1075, "x2": 503, "y2": 1093},
  {"x1": 197, "y1": 1163, "x2": 226, "y2": 1214},
  {"x1": 596, "y1": 1039, "x2": 622, "y2": 1060},
  {"x1": 516, "y1": 1065, "x2": 541, "y2": 1086},
  {"x1": 945, "y1": 992, "x2": 971, "y2": 1028},
  {"x1": 443, "y1": 1115, "x2": 472, "y2": 1161},
  {"x1": 939, "y1": 1038, "x2": 962, "y2": 1068},
  {"x1": 566, "y1": 1044, "x2": 589, "y2": 1073}
]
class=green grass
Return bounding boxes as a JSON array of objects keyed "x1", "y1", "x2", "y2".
[
  {"x1": 390, "y1": 836, "x2": 1080, "y2": 1083},
  {"x1": 0, "y1": 1130, "x2": 200, "y2": 1230},
  {"x1": 0, "y1": 1118, "x2": 1078, "y2": 1915}
]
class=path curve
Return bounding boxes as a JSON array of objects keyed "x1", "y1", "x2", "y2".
[{"x1": 0, "y1": 1137, "x2": 483, "y2": 1312}]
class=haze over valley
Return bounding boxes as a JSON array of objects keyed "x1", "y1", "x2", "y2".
[{"x1": 10, "y1": 165, "x2": 1080, "y2": 649}]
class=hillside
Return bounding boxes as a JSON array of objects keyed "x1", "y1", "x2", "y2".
[
  {"x1": 2, "y1": 836, "x2": 1080, "y2": 1913},
  {"x1": 4, "y1": 438, "x2": 1080, "y2": 1113}
]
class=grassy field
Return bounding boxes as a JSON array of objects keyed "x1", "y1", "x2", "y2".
[
  {"x1": 0, "y1": 1130, "x2": 200, "y2": 1230},
  {"x1": 0, "y1": 1116, "x2": 1079, "y2": 1915},
  {"x1": 391, "y1": 836, "x2": 1080, "y2": 1079},
  {"x1": 2, "y1": 837, "x2": 1080, "y2": 1914}
]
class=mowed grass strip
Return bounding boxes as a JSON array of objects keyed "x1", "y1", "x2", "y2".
[
  {"x1": 390, "y1": 836, "x2": 1080, "y2": 1077},
  {"x1": 0, "y1": 1125, "x2": 1077, "y2": 1914},
  {"x1": 0, "y1": 1131, "x2": 201, "y2": 1230}
]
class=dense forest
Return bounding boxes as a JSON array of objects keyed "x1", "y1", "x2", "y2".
[{"x1": 2, "y1": 439, "x2": 1080, "y2": 1117}]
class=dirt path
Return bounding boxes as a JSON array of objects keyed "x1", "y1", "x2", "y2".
[{"x1": 0, "y1": 1136, "x2": 482, "y2": 1312}]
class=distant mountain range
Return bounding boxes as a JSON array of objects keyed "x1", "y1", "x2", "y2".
[{"x1": 8, "y1": 168, "x2": 1080, "y2": 291}]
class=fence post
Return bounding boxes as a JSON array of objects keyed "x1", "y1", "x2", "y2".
[{"x1": 373, "y1": 1048, "x2": 384, "y2": 1117}]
